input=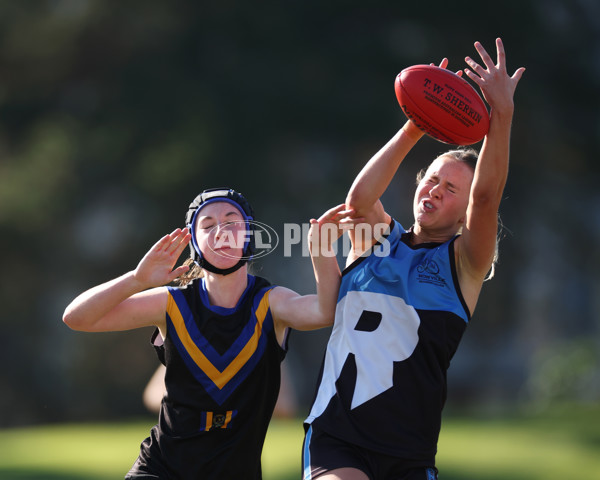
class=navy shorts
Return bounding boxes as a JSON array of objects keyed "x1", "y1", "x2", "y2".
[{"x1": 302, "y1": 425, "x2": 438, "y2": 480}]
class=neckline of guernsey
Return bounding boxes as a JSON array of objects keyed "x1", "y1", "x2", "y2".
[{"x1": 198, "y1": 274, "x2": 256, "y2": 315}]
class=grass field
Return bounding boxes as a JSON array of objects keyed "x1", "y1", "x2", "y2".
[{"x1": 0, "y1": 405, "x2": 599, "y2": 479}]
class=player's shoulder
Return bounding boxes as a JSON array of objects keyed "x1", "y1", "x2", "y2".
[{"x1": 268, "y1": 285, "x2": 298, "y2": 306}]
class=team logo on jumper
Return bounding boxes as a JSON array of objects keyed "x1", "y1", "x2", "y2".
[
  {"x1": 200, "y1": 410, "x2": 238, "y2": 431},
  {"x1": 416, "y1": 259, "x2": 446, "y2": 287}
]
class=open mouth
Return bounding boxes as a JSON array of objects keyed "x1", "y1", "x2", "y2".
[{"x1": 422, "y1": 199, "x2": 435, "y2": 211}]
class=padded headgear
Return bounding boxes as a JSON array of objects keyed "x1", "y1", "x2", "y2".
[{"x1": 185, "y1": 188, "x2": 255, "y2": 275}]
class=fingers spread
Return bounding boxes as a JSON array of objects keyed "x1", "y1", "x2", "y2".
[
  {"x1": 512, "y1": 67, "x2": 526, "y2": 83},
  {"x1": 474, "y1": 41, "x2": 494, "y2": 70},
  {"x1": 495, "y1": 37, "x2": 506, "y2": 70}
]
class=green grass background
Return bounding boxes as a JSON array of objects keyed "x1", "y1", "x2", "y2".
[{"x1": 1, "y1": 405, "x2": 599, "y2": 479}]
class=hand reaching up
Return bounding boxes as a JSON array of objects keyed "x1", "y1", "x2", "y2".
[
  {"x1": 464, "y1": 38, "x2": 525, "y2": 116},
  {"x1": 133, "y1": 228, "x2": 192, "y2": 289}
]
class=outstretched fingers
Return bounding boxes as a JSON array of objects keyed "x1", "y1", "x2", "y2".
[
  {"x1": 152, "y1": 233, "x2": 174, "y2": 252},
  {"x1": 165, "y1": 228, "x2": 191, "y2": 256},
  {"x1": 431, "y1": 57, "x2": 463, "y2": 77},
  {"x1": 463, "y1": 38, "x2": 526, "y2": 116},
  {"x1": 495, "y1": 37, "x2": 506, "y2": 71},
  {"x1": 433, "y1": 58, "x2": 449, "y2": 69},
  {"x1": 464, "y1": 54, "x2": 489, "y2": 85},
  {"x1": 152, "y1": 228, "x2": 184, "y2": 252},
  {"x1": 167, "y1": 263, "x2": 191, "y2": 283},
  {"x1": 512, "y1": 66, "x2": 526, "y2": 84},
  {"x1": 135, "y1": 228, "x2": 192, "y2": 288},
  {"x1": 474, "y1": 41, "x2": 495, "y2": 71},
  {"x1": 463, "y1": 59, "x2": 483, "y2": 87},
  {"x1": 463, "y1": 39, "x2": 498, "y2": 87}
]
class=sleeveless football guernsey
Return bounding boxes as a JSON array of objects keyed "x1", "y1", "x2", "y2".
[
  {"x1": 127, "y1": 275, "x2": 286, "y2": 480},
  {"x1": 305, "y1": 220, "x2": 470, "y2": 463}
]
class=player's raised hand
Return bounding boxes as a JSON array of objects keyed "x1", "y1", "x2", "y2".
[
  {"x1": 308, "y1": 204, "x2": 363, "y2": 257},
  {"x1": 133, "y1": 228, "x2": 191, "y2": 288},
  {"x1": 464, "y1": 38, "x2": 525, "y2": 114}
]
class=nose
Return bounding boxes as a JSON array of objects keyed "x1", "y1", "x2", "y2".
[
  {"x1": 429, "y1": 183, "x2": 442, "y2": 198},
  {"x1": 214, "y1": 222, "x2": 230, "y2": 238},
  {"x1": 213, "y1": 221, "x2": 241, "y2": 246}
]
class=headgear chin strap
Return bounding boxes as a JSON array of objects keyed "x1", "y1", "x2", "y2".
[{"x1": 185, "y1": 188, "x2": 255, "y2": 276}]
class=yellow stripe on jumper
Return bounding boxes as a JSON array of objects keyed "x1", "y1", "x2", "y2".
[
  {"x1": 167, "y1": 290, "x2": 271, "y2": 390},
  {"x1": 221, "y1": 410, "x2": 233, "y2": 429}
]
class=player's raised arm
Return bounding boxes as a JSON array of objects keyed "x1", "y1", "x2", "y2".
[
  {"x1": 62, "y1": 228, "x2": 191, "y2": 332},
  {"x1": 270, "y1": 205, "x2": 362, "y2": 339},
  {"x1": 457, "y1": 38, "x2": 525, "y2": 286}
]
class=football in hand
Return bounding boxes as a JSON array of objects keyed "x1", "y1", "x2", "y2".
[{"x1": 395, "y1": 65, "x2": 490, "y2": 145}]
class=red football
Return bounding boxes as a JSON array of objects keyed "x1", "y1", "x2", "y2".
[{"x1": 395, "y1": 65, "x2": 490, "y2": 145}]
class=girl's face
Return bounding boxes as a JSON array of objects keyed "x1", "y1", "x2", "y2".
[
  {"x1": 413, "y1": 156, "x2": 474, "y2": 237},
  {"x1": 194, "y1": 201, "x2": 247, "y2": 270}
]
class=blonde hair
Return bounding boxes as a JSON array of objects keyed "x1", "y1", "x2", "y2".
[
  {"x1": 416, "y1": 147, "x2": 479, "y2": 183},
  {"x1": 176, "y1": 258, "x2": 204, "y2": 286}
]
